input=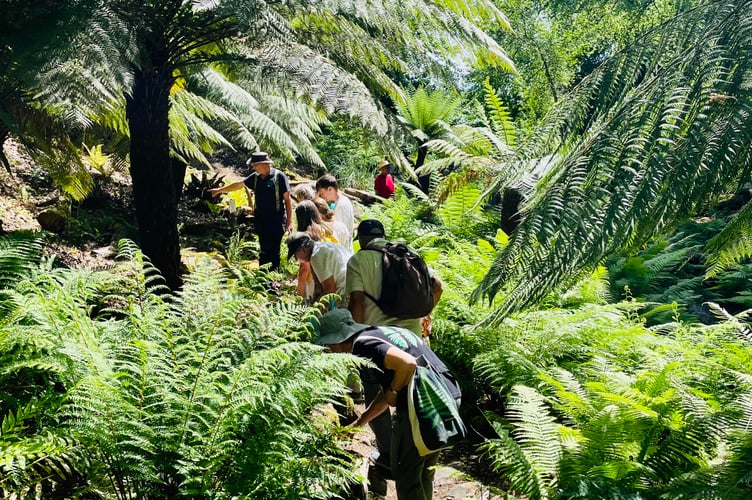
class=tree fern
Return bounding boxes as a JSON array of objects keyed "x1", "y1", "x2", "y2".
[
  {"x1": 705, "y1": 199, "x2": 752, "y2": 277},
  {"x1": 473, "y1": 0, "x2": 752, "y2": 321},
  {"x1": 480, "y1": 386, "x2": 562, "y2": 499}
]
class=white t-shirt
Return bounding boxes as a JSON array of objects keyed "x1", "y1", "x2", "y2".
[
  {"x1": 334, "y1": 193, "x2": 354, "y2": 242},
  {"x1": 345, "y1": 238, "x2": 422, "y2": 335},
  {"x1": 331, "y1": 220, "x2": 352, "y2": 256},
  {"x1": 310, "y1": 242, "x2": 350, "y2": 305}
]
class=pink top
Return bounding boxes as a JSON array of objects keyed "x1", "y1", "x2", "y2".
[{"x1": 374, "y1": 173, "x2": 395, "y2": 198}]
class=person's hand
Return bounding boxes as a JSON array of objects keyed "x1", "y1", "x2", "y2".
[
  {"x1": 345, "y1": 421, "x2": 362, "y2": 439},
  {"x1": 285, "y1": 222, "x2": 293, "y2": 233},
  {"x1": 384, "y1": 388, "x2": 398, "y2": 407}
]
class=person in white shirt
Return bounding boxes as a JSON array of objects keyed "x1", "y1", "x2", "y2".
[
  {"x1": 286, "y1": 232, "x2": 349, "y2": 307},
  {"x1": 315, "y1": 174, "x2": 354, "y2": 243}
]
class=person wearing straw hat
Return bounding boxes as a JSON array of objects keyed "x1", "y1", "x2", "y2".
[
  {"x1": 316, "y1": 308, "x2": 448, "y2": 500},
  {"x1": 209, "y1": 151, "x2": 292, "y2": 271},
  {"x1": 374, "y1": 160, "x2": 395, "y2": 199}
]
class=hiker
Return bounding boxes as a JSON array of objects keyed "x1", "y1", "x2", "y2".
[
  {"x1": 313, "y1": 196, "x2": 351, "y2": 254},
  {"x1": 208, "y1": 152, "x2": 292, "y2": 271},
  {"x1": 291, "y1": 183, "x2": 316, "y2": 203},
  {"x1": 294, "y1": 200, "x2": 340, "y2": 300},
  {"x1": 374, "y1": 160, "x2": 395, "y2": 199},
  {"x1": 296, "y1": 200, "x2": 339, "y2": 244},
  {"x1": 315, "y1": 174, "x2": 354, "y2": 243},
  {"x1": 286, "y1": 232, "x2": 349, "y2": 307},
  {"x1": 345, "y1": 218, "x2": 443, "y2": 496},
  {"x1": 346, "y1": 219, "x2": 442, "y2": 335},
  {"x1": 316, "y1": 309, "x2": 448, "y2": 500}
]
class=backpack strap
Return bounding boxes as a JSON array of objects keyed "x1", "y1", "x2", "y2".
[
  {"x1": 272, "y1": 169, "x2": 282, "y2": 212},
  {"x1": 250, "y1": 169, "x2": 284, "y2": 213}
]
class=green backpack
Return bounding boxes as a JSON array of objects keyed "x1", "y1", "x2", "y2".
[{"x1": 407, "y1": 354, "x2": 467, "y2": 456}]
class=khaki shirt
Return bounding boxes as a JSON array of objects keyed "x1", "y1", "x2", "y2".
[{"x1": 345, "y1": 238, "x2": 422, "y2": 335}]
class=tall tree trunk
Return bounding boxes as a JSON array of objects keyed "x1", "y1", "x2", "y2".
[
  {"x1": 125, "y1": 66, "x2": 183, "y2": 290},
  {"x1": 416, "y1": 143, "x2": 430, "y2": 194},
  {"x1": 0, "y1": 121, "x2": 12, "y2": 174}
]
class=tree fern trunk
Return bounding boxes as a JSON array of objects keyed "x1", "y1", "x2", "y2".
[
  {"x1": 125, "y1": 65, "x2": 183, "y2": 290},
  {"x1": 416, "y1": 143, "x2": 429, "y2": 193},
  {"x1": 0, "y1": 122, "x2": 12, "y2": 174}
]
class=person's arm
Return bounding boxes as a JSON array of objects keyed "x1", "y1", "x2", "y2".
[
  {"x1": 296, "y1": 262, "x2": 311, "y2": 297},
  {"x1": 319, "y1": 275, "x2": 337, "y2": 296},
  {"x1": 351, "y1": 391, "x2": 390, "y2": 428},
  {"x1": 349, "y1": 290, "x2": 366, "y2": 323},
  {"x1": 208, "y1": 180, "x2": 246, "y2": 197},
  {"x1": 351, "y1": 346, "x2": 417, "y2": 427},
  {"x1": 283, "y1": 191, "x2": 293, "y2": 232},
  {"x1": 381, "y1": 346, "x2": 417, "y2": 406},
  {"x1": 386, "y1": 174, "x2": 395, "y2": 194}
]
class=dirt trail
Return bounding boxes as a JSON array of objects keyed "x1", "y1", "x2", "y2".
[{"x1": 346, "y1": 405, "x2": 505, "y2": 500}]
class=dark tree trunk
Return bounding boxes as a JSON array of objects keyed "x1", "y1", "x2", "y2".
[
  {"x1": 500, "y1": 188, "x2": 523, "y2": 235},
  {"x1": 172, "y1": 157, "x2": 187, "y2": 203},
  {"x1": 125, "y1": 65, "x2": 183, "y2": 290},
  {"x1": 0, "y1": 123, "x2": 12, "y2": 174},
  {"x1": 416, "y1": 144, "x2": 430, "y2": 194}
]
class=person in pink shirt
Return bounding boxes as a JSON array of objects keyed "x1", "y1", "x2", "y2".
[{"x1": 374, "y1": 160, "x2": 395, "y2": 199}]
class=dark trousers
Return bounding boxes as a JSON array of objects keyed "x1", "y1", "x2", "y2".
[
  {"x1": 255, "y1": 217, "x2": 285, "y2": 271},
  {"x1": 392, "y1": 411, "x2": 440, "y2": 500},
  {"x1": 363, "y1": 381, "x2": 393, "y2": 496}
]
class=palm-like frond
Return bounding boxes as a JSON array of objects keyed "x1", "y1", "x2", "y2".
[
  {"x1": 0, "y1": 247, "x2": 363, "y2": 498},
  {"x1": 705, "y1": 199, "x2": 752, "y2": 276},
  {"x1": 480, "y1": 386, "x2": 561, "y2": 500},
  {"x1": 396, "y1": 87, "x2": 462, "y2": 138},
  {"x1": 474, "y1": 0, "x2": 752, "y2": 320}
]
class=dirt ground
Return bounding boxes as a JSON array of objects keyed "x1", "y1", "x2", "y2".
[{"x1": 345, "y1": 404, "x2": 506, "y2": 500}]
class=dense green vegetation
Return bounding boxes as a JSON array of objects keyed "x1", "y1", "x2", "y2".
[{"x1": 2, "y1": 0, "x2": 752, "y2": 498}]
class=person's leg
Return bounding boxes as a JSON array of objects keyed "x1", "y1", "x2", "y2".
[
  {"x1": 421, "y1": 450, "x2": 440, "y2": 498},
  {"x1": 256, "y1": 219, "x2": 284, "y2": 270},
  {"x1": 391, "y1": 411, "x2": 438, "y2": 500},
  {"x1": 361, "y1": 371, "x2": 391, "y2": 497}
]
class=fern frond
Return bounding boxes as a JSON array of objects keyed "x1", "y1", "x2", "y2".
[
  {"x1": 0, "y1": 233, "x2": 43, "y2": 291},
  {"x1": 706, "y1": 200, "x2": 752, "y2": 277},
  {"x1": 480, "y1": 419, "x2": 550, "y2": 500},
  {"x1": 475, "y1": 0, "x2": 752, "y2": 319},
  {"x1": 483, "y1": 78, "x2": 517, "y2": 148}
]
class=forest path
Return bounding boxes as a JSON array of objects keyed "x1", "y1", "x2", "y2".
[{"x1": 347, "y1": 404, "x2": 506, "y2": 500}]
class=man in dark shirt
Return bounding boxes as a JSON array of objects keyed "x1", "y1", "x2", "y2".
[
  {"x1": 317, "y1": 309, "x2": 448, "y2": 500},
  {"x1": 209, "y1": 152, "x2": 292, "y2": 270}
]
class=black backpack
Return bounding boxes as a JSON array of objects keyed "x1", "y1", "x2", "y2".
[{"x1": 364, "y1": 243, "x2": 434, "y2": 319}]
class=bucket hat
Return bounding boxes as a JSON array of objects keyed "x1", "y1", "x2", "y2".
[
  {"x1": 315, "y1": 309, "x2": 369, "y2": 345},
  {"x1": 247, "y1": 151, "x2": 273, "y2": 165}
]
